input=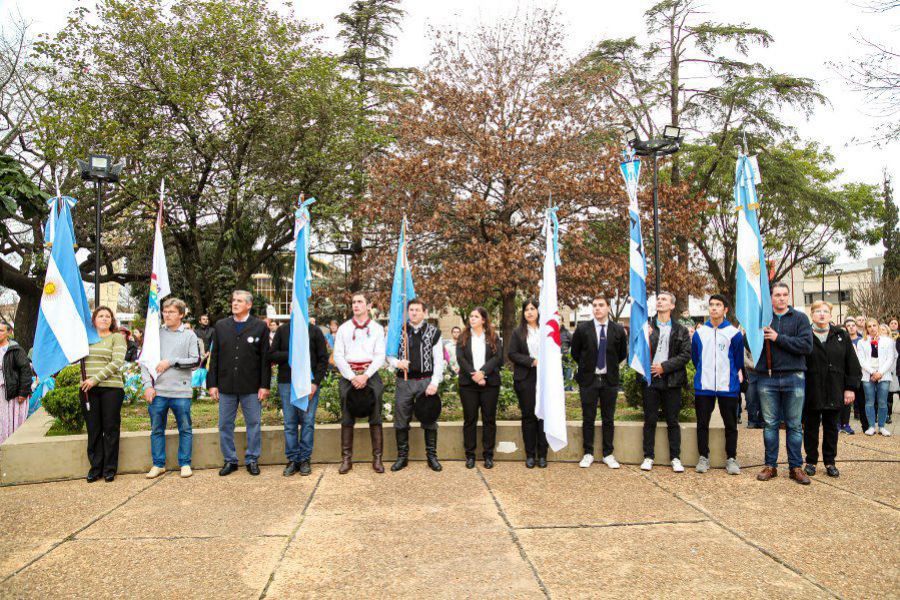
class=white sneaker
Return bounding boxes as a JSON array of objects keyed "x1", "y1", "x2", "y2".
[
  {"x1": 695, "y1": 456, "x2": 710, "y2": 473},
  {"x1": 726, "y1": 458, "x2": 741, "y2": 475},
  {"x1": 180, "y1": 465, "x2": 193, "y2": 478},
  {"x1": 579, "y1": 454, "x2": 594, "y2": 468},
  {"x1": 640, "y1": 458, "x2": 653, "y2": 471},
  {"x1": 881, "y1": 427, "x2": 892, "y2": 437},
  {"x1": 145, "y1": 466, "x2": 165, "y2": 479},
  {"x1": 865, "y1": 427, "x2": 876, "y2": 436},
  {"x1": 602, "y1": 455, "x2": 621, "y2": 469},
  {"x1": 671, "y1": 458, "x2": 685, "y2": 473}
]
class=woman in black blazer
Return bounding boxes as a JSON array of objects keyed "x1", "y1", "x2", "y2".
[
  {"x1": 457, "y1": 306, "x2": 503, "y2": 469},
  {"x1": 508, "y1": 299, "x2": 549, "y2": 468}
]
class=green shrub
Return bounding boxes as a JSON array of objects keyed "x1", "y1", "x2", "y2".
[
  {"x1": 54, "y1": 365, "x2": 82, "y2": 388},
  {"x1": 621, "y1": 364, "x2": 696, "y2": 411},
  {"x1": 498, "y1": 367, "x2": 517, "y2": 412},
  {"x1": 42, "y1": 385, "x2": 84, "y2": 432}
]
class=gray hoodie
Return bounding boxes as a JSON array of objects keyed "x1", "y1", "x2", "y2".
[{"x1": 140, "y1": 324, "x2": 201, "y2": 398}]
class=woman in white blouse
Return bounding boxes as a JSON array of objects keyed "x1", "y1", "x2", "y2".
[
  {"x1": 856, "y1": 320, "x2": 895, "y2": 436},
  {"x1": 457, "y1": 307, "x2": 503, "y2": 469},
  {"x1": 507, "y1": 299, "x2": 549, "y2": 468}
]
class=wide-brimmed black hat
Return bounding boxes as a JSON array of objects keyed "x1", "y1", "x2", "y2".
[
  {"x1": 413, "y1": 390, "x2": 442, "y2": 424},
  {"x1": 346, "y1": 385, "x2": 376, "y2": 418}
]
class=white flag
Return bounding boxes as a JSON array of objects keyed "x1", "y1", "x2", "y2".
[
  {"x1": 138, "y1": 182, "x2": 171, "y2": 377},
  {"x1": 536, "y1": 209, "x2": 567, "y2": 452}
]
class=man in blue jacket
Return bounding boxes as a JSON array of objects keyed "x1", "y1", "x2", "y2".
[
  {"x1": 692, "y1": 294, "x2": 744, "y2": 475},
  {"x1": 755, "y1": 283, "x2": 814, "y2": 485}
]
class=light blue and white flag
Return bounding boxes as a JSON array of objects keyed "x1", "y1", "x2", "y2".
[
  {"x1": 32, "y1": 197, "x2": 99, "y2": 380},
  {"x1": 621, "y1": 153, "x2": 651, "y2": 383},
  {"x1": 734, "y1": 154, "x2": 772, "y2": 365},
  {"x1": 138, "y1": 181, "x2": 172, "y2": 380},
  {"x1": 43, "y1": 196, "x2": 76, "y2": 250},
  {"x1": 385, "y1": 219, "x2": 416, "y2": 359},
  {"x1": 289, "y1": 196, "x2": 316, "y2": 410}
]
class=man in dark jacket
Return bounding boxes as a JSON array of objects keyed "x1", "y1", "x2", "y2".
[
  {"x1": 570, "y1": 295, "x2": 628, "y2": 469},
  {"x1": 1, "y1": 322, "x2": 32, "y2": 444},
  {"x1": 207, "y1": 291, "x2": 271, "y2": 476},
  {"x1": 802, "y1": 301, "x2": 861, "y2": 478},
  {"x1": 269, "y1": 319, "x2": 328, "y2": 476},
  {"x1": 640, "y1": 292, "x2": 691, "y2": 473},
  {"x1": 755, "y1": 283, "x2": 814, "y2": 485},
  {"x1": 195, "y1": 314, "x2": 214, "y2": 358}
]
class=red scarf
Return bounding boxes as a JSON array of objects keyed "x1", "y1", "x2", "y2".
[{"x1": 352, "y1": 317, "x2": 371, "y2": 340}]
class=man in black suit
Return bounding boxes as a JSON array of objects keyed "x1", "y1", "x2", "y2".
[
  {"x1": 570, "y1": 295, "x2": 628, "y2": 469},
  {"x1": 207, "y1": 290, "x2": 272, "y2": 476}
]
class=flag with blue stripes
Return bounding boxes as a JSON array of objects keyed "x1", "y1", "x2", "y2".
[
  {"x1": 621, "y1": 155, "x2": 651, "y2": 383},
  {"x1": 32, "y1": 198, "x2": 99, "y2": 380},
  {"x1": 385, "y1": 219, "x2": 416, "y2": 358},
  {"x1": 289, "y1": 197, "x2": 316, "y2": 410},
  {"x1": 734, "y1": 154, "x2": 772, "y2": 365}
]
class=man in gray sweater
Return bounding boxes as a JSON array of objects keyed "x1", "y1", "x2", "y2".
[{"x1": 140, "y1": 298, "x2": 201, "y2": 478}]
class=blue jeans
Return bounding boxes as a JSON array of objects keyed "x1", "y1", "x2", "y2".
[
  {"x1": 745, "y1": 372, "x2": 763, "y2": 427},
  {"x1": 758, "y1": 372, "x2": 805, "y2": 469},
  {"x1": 219, "y1": 393, "x2": 262, "y2": 464},
  {"x1": 148, "y1": 396, "x2": 192, "y2": 467},
  {"x1": 862, "y1": 380, "x2": 889, "y2": 429},
  {"x1": 278, "y1": 383, "x2": 320, "y2": 462}
]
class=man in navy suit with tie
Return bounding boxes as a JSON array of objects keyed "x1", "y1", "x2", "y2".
[{"x1": 570, "y1": 295, "x2": 628, "y2": 469}]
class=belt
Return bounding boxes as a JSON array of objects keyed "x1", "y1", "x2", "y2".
[{"x1": 349, "y1": 361, "x2": 371, "y2": 375}]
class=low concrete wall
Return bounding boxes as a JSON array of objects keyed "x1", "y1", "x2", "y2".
[{"x1": 0, "y1": 408, "x2": 727, "y2": 485}]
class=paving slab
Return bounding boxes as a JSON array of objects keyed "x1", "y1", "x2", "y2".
[
  {"x1": 519, "y1": 521, "x2": 824, "y2": 599},
  {"x1": 841, "y1": 431, "x2": 900, "y2": 458},
  {"x1": 734, "y1": 428, "x2": 891, "y2": 468},
  {"x1": 78, "y1": 466, "x2": 316, "y2": 539},
  {"x1": 0, "y1": 537, "x2": 282, "y2": 599},
  {"x1": 810, "y1": 460, "x2": 900, "y2": 509},
  {"x1": 643, "y1": 467, "x2": 900, "y2": 599},
  {"x1": 480, "y1": 462, "x2": 703, "y2": 528},
  {"x1": 0, "y1": 475, "x2": 153, "y2": 579}
]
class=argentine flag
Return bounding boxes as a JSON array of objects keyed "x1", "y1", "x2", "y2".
[
  {"x1": 32, "y1": 198, "x2": 99, "y2": 380},
  {"x1": 289, "y1": 197, "x2": 316, "y2": 410},
  {"x1": 621, "y1": 155, "x2": 651, "y2": 383},
  {"x1": 138, "y1": 181, "x2": 172, "y2": 380},
  {"x1": 385, "y1": 219, "x2": 416, "y2": 358},
  {"x1": 734, "y1": 154, "x2": 772, "y2": 365}
]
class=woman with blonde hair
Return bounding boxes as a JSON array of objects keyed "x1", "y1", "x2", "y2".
[{"x1": 856, "y1": 319, "x2": 894, "y2": 436}]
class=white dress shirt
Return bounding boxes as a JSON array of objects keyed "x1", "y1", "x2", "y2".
[
  {"x1": 594, "y1": 318, "x2": 609, "y2": 375},
  {"x1": 526, "y1": 325, "x2": 540, "y2": 360},
  {"x1": 471, "y1": 332, "x2": 487, "y2": 371},
  {"x1": 333, "y1": 318, "x2": 386, "y2": 380}
]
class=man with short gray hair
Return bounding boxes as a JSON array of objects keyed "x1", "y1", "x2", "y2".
[{"x1": 208, "y1": 290, "x2": 272, "y2": 476}]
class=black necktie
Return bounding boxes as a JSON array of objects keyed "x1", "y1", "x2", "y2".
[{"x1": 596, "y1": 325, "x2": 607, "y2": 371}]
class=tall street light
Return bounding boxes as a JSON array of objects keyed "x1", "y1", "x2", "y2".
[
  {"x1": 624, "y1": 125, "x2": 684, "y2": 296},
  {"x1": 832, "y1": 268, "x2": 844, "y2": 322},
  {"x1": 77, "y1": 154, "x2": 124, "y2": 308},
  {"x1": 816, "y1": 257, "x2": 833, "y2": 302}
]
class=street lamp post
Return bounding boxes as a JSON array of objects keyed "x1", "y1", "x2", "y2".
[
  {"x1": 624, "y1": 125, "x2": 684, "y2": 297},
  {"x1": 77, "y1": 154, "x2": 124, "y2": 308},
  {"x1": 832, "y1": 268, "x2": 844, "y2": 322},
  {"x1": 816, "y1": 257, "x2": 833, "y2": 303}
]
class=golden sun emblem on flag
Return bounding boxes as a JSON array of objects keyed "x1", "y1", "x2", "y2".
[
  {"x1": 749, "y1": 260, "x2": 761, "y2": 277},
  {"x1": 42, "y1": 277, "x2": 63, "y2": 304}
]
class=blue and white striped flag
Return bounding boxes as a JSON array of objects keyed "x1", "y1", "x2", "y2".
[
  {"x1": 289, "y1": 196, "x2": 316, "y2": 410},
  {"x1": 138, "y1": 181, "x2": 171, "y2": 380},
  {"x1": 385, "y1": 219, "x2": 416, "y2": 358},
  {"x1": 734, "y1": 154, "x2": 772, "y2": 365},
  {"x1": 43, "y1": 195, "x2": 76, "y2": 251},
  {"x1": 621, "y1": 154, "x2": 651, "y2": 383},
  {"x1": 32, "y1": 198, "x2": 99, "y2": 379}
]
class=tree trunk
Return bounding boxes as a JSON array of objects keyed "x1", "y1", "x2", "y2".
[
  {"x1": 13, "y1": 289, "x2": 41, "y2": 352},
  {"x1": 500, "y1": 291, "x2": 517, "y2": 364}
]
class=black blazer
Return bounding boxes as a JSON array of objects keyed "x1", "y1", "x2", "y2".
[
  {"x1": 570, "y1": 319, "x2": 628, "y2": 387},
  {"x1": 507, "y1": 326, "x2": 537, "y2": 382},
  {"x1": 647, "y1": 321, "x2": 692, "y2": 388},
  {"x1": 805, "y1": 326, "x2": 862, "y2": 411},
  {"x1": 206, "y1": 315, "x2": 272, "y2": 395},
  {"x1": 457, "y1": 334, "x2": 503, "y2": 387},
  {"x1": 269, "y1": 323, "x2": 329, "y2": 386}
]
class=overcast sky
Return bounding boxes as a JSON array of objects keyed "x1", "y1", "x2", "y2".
[{"x1": 3, "y1": 0, "x2": 898, "y2": 262}]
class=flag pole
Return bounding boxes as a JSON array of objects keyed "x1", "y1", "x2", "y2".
[{"x1": 401, "y1": 216, "x2": 409, "y2": 381}]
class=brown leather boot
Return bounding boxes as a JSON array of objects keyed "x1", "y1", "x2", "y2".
[
  {"x1": 338, "y1": 425, "x2": 353, "y2": 474},
  {"x1": 756, "y1": 466, "x2": 778, "y2": 481},
  {"x1": 789, "y1": 466, "x2": 811, "y2": 485},
  {"x1": 370, "y1": 424, "x2": 385, "y2": 473}
]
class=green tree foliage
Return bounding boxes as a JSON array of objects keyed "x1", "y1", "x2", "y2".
[{"x1": 882, "y1": 173, "x2": 900, "y2": 280}]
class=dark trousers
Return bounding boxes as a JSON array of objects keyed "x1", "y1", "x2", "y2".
[
  {"x1": 642, "y1": 385, "x2": 682, "y2": 460},
  {"x1": 695, "y1": 394, "x2": 738, "y2": 460},
  {"x1": 514, "y1": 372, "x2": 548, "y2": 459},
  {"x1": 460, "y1": 384, "x2": 499, "y2": 459},
  {"x1": 854, "y1": 385, "x2": 869, "y2": 431},
  {"x1": 82, "y1": 387, "x2": 124, "y2": 477},
  {"x1": 803, "y1": 408, "x2": 840, "y2": 465},
  {"x1": 840, "y1": 395, "x2": 853, "y2": 428},
  {"x1": 579, "y1": 377, "x2": 618, "y2": 457}
]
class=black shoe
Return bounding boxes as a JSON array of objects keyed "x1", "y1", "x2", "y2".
[
  {"x1": 424, "y1": 429, "x2": 442, "y2": 472},
  {"x1": 86, "y1": 472, "x2": 100, "y2": 483},
  {"x1": 804, "y1": 464, "x2": 816, "y2": 477},
  {"x1": 283, "y1": 461, "x2": 300, "y2": 476},
  {"x1": 219, "y1": 463, "x2": 238, "y2": 476},
  {"x1": 466, "y1": 457, "x2": 476, "y2": 469},
  {"x1": 247, "y1": 462, "x2": 261, "y2": 476},
  {"x1": 427, "y1": 454, "x2": 443, "y2": 472},
  {"x1": 299, "y1": 460, "x2": 312, "y2": 476},
  {"x1": 537, "y1": 457, "x2": 548, "y2": 468},
  {"x1": 888, "y1": 416, "x2": 893, "y2": 424},
  {"x1": 484, "y1": 457, "x2": 494, "y2": 469},
  {"x1": 525, "y1": 456, "x2": 536, "y2": 469},
  {"x1": 391, "y1": 456, "x2": 409, "y2": 472},
  {"x1": 825, "y1": 464, "x2": 840, "y2": 477},
  {"x1": 104, "y1": 474, "x2": 115, "y2": 483}
]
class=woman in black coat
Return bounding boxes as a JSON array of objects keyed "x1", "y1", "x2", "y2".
[
  {"x1": 803, "y1": 301, "x2": 862, "y2": 478},
  {"x1": 457, "y1": 306, "x2": 503, "y2": 469},
  {"x1": 507, "y1": 299, "x2": 549, "y2": 469}
]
